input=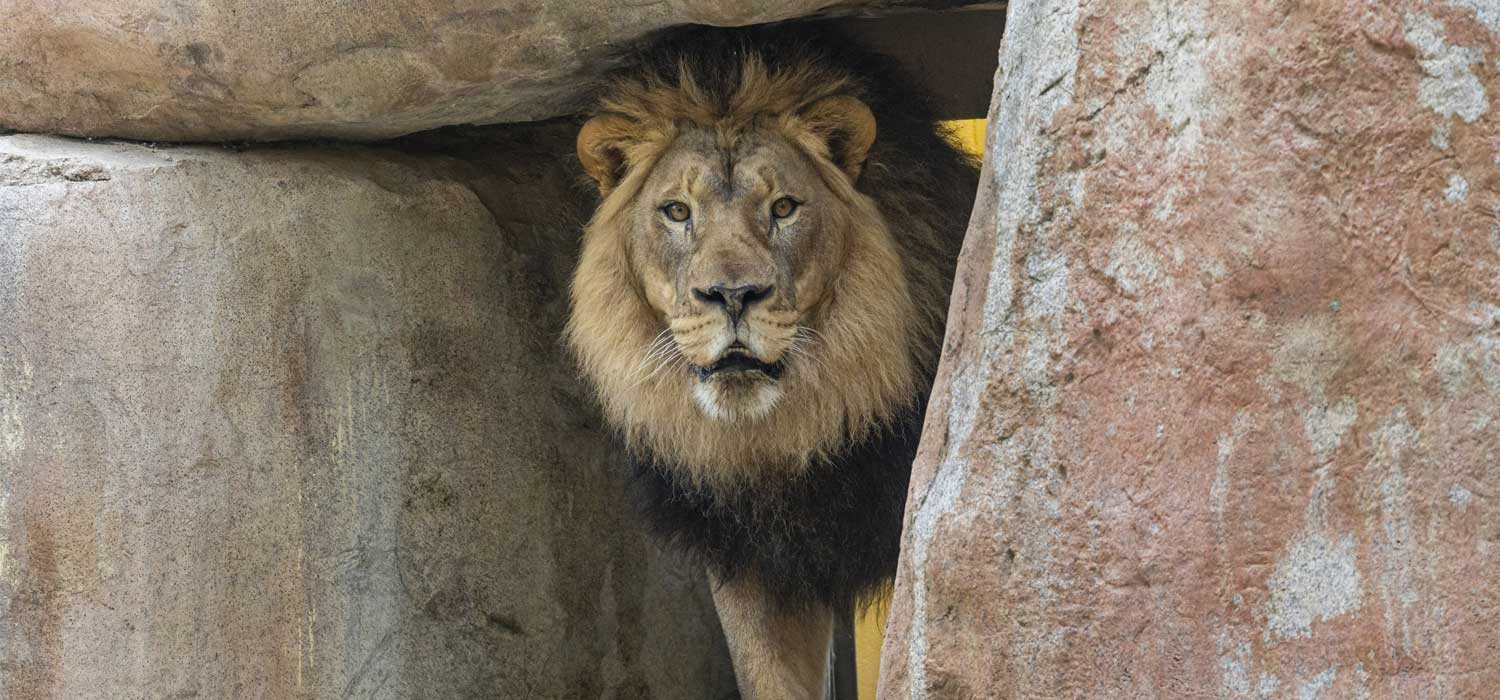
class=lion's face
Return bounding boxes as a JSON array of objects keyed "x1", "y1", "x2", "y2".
[
  {"x1": 569, "y1": 78, "x2": 919, "y2": 482},
  {"x1": 627, "y1": 127, "x2": 848, "y2": 420}
]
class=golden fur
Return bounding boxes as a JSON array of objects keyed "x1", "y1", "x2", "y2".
[
  {"x1": 709, "y1": 573, "x2": 833, "y2": 698},
  {"x1": 567, "y1": 50, "x2": 955, "y2": 488}
]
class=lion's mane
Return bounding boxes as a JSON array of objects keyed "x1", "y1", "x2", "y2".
[{"x1": 568, "y1": 24, "x2": 979, "y2": 609}]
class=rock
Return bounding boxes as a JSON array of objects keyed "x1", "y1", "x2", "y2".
[
  {"x1": 0, "y1": 1, "x2": 965, "y2": 142},
  {"x1": 0, "y1": 129, "x2": 736, "y2": 699},
  {"x1": 881, "y1": 1, "x2": 1500, "y2": 698}
]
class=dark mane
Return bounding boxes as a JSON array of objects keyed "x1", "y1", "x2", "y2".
[{"x1": 630, "y1": 400, "x2": 923, "y2": 612}]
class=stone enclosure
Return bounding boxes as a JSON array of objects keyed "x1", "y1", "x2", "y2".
[
  {"x1": 2, "y1": 2, "x2": 1497, "y2": 700},
  {"x1": 881, "y1": 1, "x2": 1500, "y2": 698},
  {"x1": 0, "y1": 125, "x2": 738, "y2": 698}
]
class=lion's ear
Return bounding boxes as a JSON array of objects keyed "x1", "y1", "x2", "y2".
[
  {"x1": 577, "y1": 114, "x2": 636, "y2": 193},
  {"x1": 799, "y1": 95, "x2": 877, "y2": 181}
]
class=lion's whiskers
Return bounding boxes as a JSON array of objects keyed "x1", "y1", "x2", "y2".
[
  {"x1": 627, "y1": 328, "x2": 679, "y2": 382},
  {"x1": 783, "y1": 328, "x2": 831, "y2": 376},
  {"x1": 630, "y1": 343, "x2": 686, "y2": 391},
  {"x1": 794, "y1": 325, "x2": 827, "y2": 344}
]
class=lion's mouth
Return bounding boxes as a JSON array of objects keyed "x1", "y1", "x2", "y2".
[{"x1": 692, "y1": 348, "x2": 785, "y2": 381}]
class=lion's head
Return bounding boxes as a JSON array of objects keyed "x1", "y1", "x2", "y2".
[{"x1": 567, "y1": 46, "x2": 936, "y2": 485}]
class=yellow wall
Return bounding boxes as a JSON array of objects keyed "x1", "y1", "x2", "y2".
[
  {"x1": 947, "y1": 118, "x2": 988, "y2": 156},
  {"x1": 854, "y1": 596, "x2": 892, "y2": 700},
  {"x1": 854, "y1": 117, "x2": 986, "y2": 700}
]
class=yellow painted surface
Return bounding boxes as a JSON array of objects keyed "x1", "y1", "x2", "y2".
[
  {"x1": 947, "y1": 118, "x2": 988, "y2": 156},
  {"x1": 854, "y1": 117, "x2": 986, "y2": 700},
  {"x1": 854, "y1": 595, "x2": 892, "y2": 700}
]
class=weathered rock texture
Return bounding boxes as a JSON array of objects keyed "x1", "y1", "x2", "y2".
[
  {"x1": 0, "y1": 129, "x2": 735, "y2": 699},
  {"x1": 0, "y1": 0, "x2": 978, "y2": 142},
  {"x1": 882, "y1": 1, "x2": 1499, "y2": 698}
]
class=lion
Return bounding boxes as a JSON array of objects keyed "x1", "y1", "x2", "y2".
[{"x1": 567, "y1": 25, "x2": 978, "y2": 699}]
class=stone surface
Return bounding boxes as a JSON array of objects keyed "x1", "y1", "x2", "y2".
[
  {"x1": 0, "y1": 128, "x2": 736, "y2": 699},
  {"x1": 0, "y1": 0, "x2": 981, "y2": 142},
  {"x1": 881, "y1": 1, "x2": 1500, "y2": 698}
]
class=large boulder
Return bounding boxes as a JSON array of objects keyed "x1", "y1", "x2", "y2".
[
  {"x1": 0, "y1": 1, "x2": 976, "y2": 142},
  {"x1": 882, "y1": 0, "x2": 1499, "y2": 697},
  {"x1": 0, "y1": 129, "x2": 736, "y2": 699}
]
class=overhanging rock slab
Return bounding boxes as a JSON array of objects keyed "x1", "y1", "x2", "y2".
[{"x1": 0, "y1": 1, "x2": 1000, "y2": 142}]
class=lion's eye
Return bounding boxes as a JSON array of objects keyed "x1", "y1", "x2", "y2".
[
  {"x1": 662, "y1": 201, "x2": 691, "y2": 222},
  {"x1": 771, "y1": 197, "x2": 799, "y2": 219}
]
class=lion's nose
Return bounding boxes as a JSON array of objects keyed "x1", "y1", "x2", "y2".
[{"x1": 692, "y1": 284, "x2": 772, "y2": 325}]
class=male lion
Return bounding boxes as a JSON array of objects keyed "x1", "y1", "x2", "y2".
[{"x1": 568, "y1": 25, "x2": 978, "y2": 699}]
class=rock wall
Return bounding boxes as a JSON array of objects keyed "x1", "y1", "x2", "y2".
[
  {"x1": 882, "y1": 1, "x2": 1499, "y2": 698},
  {"x1": 0, "y1": 0, "x2": 975, "y2": 142},
  {"x1": 0, "y1": 128, "x2": 736, "y2": 699}
]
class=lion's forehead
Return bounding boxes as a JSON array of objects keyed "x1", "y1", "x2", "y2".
[{"x1": 653, "y1": 129, "x2": 816, "y2": 202}]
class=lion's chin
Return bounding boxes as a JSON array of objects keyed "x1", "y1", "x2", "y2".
[{"x1": 691, "y1": 377, "x2": 783, "y2": 422}]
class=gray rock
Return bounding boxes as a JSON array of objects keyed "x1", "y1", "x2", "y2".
[
  {"x1": 0, "y1": 129, "x2": 736, "y2": 699},
  {"x1": 0, "y1": 0, "x2": 968, "y2": 142}
]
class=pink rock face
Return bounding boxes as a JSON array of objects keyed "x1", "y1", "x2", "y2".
[{"x1": 881, "y1": 1, "x2": 1500, "y2": 698}]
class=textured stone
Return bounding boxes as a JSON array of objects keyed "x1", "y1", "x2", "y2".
[
  {"x1": 0, "y1": 129, "x2": 735, "y2": 699},
  {"x1": 0, "y1": 0, "x2": 974, "y2": 142},
  {"x1": 881, "y1": 1, "x2": 1500, "y2": 698}
]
